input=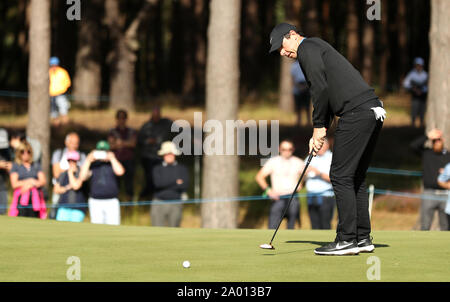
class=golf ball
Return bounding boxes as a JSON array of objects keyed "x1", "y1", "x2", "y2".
[{"x1": 183, "y1": 261, "x2": 190, "y2": 268}]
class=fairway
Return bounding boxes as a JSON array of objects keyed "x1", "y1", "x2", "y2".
[{"x1": 0, "y1": 216, "x2": 449, "y2": 282}]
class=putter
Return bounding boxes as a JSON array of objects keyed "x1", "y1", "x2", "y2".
[{"x1": 259, "y1": 150, "x2": 315, "y2": 250}]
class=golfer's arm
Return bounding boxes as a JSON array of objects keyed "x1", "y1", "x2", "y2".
[
  {"x1": 255, "y1": 170, "x2": 270, "y2": 190},
  {"x1": 52, "y1": 163, "x2": 62, "y2": 179},
  {"x1": 110, "y1": 157, "x2": 125, "y2": 176},
  {"x1": 437, "y1": 180, "x2": 450, "y2": 190},
  {"x1": 79, "y1": 160, "x2": 92, "y2": 181},
  {"x1": 152, "y1": 168, "x2": 177, "y2": 189},
  {"x1": 53, "y1": 182, "x2": 67, "y2": 194},
  {"x1": 301, "y1": 47, "x2": 331, "y2": 129},
  {"x1": 409, "y1": 135, "x2": 427, "y2": 154},
  {"x1": 320, "y1": 172, "x2": 331, "y2": 183},
  {"x1": 10, "y1": 173, "x2": 24, "y2": 190},
  {"x1": 68, "y1": 170, "x2": 83, "y2": 190},
  {"x1": 124, "y1": 134, "x2": 137, "y2": 148},
  {"x1": 36, "y1": 171, "x2": 46, "y2": 188}
]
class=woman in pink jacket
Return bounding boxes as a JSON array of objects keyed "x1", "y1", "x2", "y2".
[{"x1": 9, "y1": 141, "x2": 47, "y2": 219}]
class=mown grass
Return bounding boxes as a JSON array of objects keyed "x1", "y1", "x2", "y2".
[{"x1": 0, "y1": 216, "x2": 449, "y2": 282}]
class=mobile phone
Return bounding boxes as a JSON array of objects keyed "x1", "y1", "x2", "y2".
[{"x1": 93, "y1": 150, "x2": 107, "y2": 160}]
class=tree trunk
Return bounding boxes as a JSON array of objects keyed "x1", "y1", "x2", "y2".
[
  {"x1": 201, "y1": 0, "x2": 241, "y2": 229},
  {"x1": 105, "y1": 0, "x2": 156, "y2": 111},
  {"x1": 303, "y1": 0, "x2": 319, "y2": 36},
  {"x1": 72, "y1": 0, "x2": 103, "y2": 108},
  {"x1": 397, "y1": 0, "x2": 408, "y2": 89},
  {"x1": 379, "y1": 0, "x2": 389, "y2": 93},
  {"x1": 426, "y1": 0, "x2": 450, "y2": 147},
  {"x1": 278, "y1": 0, "x2": 301, "y2": 113},
  {"x1": 241, "y1": 0, "x2": 261, "y2": 98},
  {"x1": 346, "y1": 0, "x2": 360, "y2": 68},
  {"x1": 27, "y1": 0, "x2": 51, "y2": 179},
  {"x1": 362, "y1": 20, "x2": 374, "y2": 85},
  {"x1": 321, "y1": 0, "x2": 332, "y2": 43},
  {"x1": 193, "y1": 0, "x2": 207, "y2": 103},
  {"x1": 105, "y1": 0, "x2": 135, "y2": 111}
]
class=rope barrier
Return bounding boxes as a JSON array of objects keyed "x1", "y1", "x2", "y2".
[
  {"x1": 1, "y1": 188, "x2": 447, "y2": 210},
  {"x1": 367, "y1": 167, "x2": 422, "y2": 176}
]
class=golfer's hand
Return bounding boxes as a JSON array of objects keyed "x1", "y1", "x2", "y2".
[
  {"x1": 86, "y1": 152, "x2": 95, "y2": 163},
  {"x1": 267, "y1": 189, "x2": 279, "y2": 201},
  {"x1": 309, "y1": 127, "x2": 327, "y2": 155},
  {"x1": 427, "y1": 128, "x2": 442, "y2": 141}
]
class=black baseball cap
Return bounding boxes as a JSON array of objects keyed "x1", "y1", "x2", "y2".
[{"x1": 269, "y1": 23, "x2": 298, "y2": 53}]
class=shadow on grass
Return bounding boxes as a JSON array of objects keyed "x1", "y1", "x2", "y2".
[
  {"x1": 261, "y1": 248, "x2": 313, "y2": 256},
  {"x1": 285, "y1": 240, "x2": 390, "y2": 249}
]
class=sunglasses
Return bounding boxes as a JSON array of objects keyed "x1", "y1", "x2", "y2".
[{"x1": 20, "y1": 150, "x2": 31, "y2": 155}]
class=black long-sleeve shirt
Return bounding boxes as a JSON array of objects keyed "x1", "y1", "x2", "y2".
[
  {"x1": 410, "y1": 135, "x2": 450, "y2": 190},
  {"x1": 297, "y1": 37, "x2": 378, "y2": 128},
  {"x1": 152, "y1": 161, "x2": 189, "y2": 200}
]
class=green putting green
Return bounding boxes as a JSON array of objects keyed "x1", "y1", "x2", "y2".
[{"x1": 0, "y1": 216, "x2": 449, "y2": 282}]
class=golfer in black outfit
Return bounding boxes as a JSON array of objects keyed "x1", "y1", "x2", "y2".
[{"x1": 270, "y1": 23, "x2": 386, "y2": 255}]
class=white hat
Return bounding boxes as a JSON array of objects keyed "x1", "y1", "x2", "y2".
[
  {"x1": 0, "y1": 129, "x2": 8, "y2": 149},
  {"x1": 157, "y1": 141, "x2": 181, "y2": 156}
]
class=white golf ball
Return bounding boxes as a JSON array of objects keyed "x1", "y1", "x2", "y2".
[{"x1": 183, "y1": 261, "x2": 190, "y2": 268}]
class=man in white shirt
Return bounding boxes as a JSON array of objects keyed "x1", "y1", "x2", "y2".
[
  {"x1": 304, "y1": 138, "x2": 335, "y2": 229},
  {"x1": 256, "y1": 140, "x2": 305, "y2": 229},
  {"x1": 50, "y1": 132, "x2": 86, "y2": 218}
]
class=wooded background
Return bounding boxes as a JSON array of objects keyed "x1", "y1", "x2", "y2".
[
  {"x1": 0, "y1": 0, "x2": 432, "y2": 108},
  {"x1": 1, "y1": 0, "x2": 449, "y2": 228}
]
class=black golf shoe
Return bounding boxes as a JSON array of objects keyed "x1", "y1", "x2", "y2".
[
  {"x1": 314, "y1": 239, "x2": 359, "y2": 256},
  {"x1": 357, "y1": 237, "x2": 375, "y2": 253}
]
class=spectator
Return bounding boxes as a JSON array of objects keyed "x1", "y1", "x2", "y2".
[
  {"x1": 137, "y1": 106, "x2": 174, "y2": 200},
  {"x1": 410, "y1": 128, "x2": 450, "y2": 230},
  {"x1": 151, "y1": 141, "x2": 189, "y2": 227},
  {"x1": 304, "y1": 138, "x2": 335, "y2": 229},
  {"x1": 49, "y1": 56, "x2": 71, "y2": 126},
  {"x1": 50, "y1": 132, "x2": 86, "y2": 218},
  {"x1": 0, "y1": 129, "x2": 12, "y2": 215},
  {"x1": 9, "y1": 130, "x2": 42, "y2": 164},
  {"x1": 53, "y1": 151, "x2": 87, "y2": 223},
  {"x1": 291, "y1": 61, "x2": 311, "y2": 126},
  {"x1": 256, "y1": 140, "x2": 305, "y2": 229},
  {"x1": 8, "y1": 141, "x2": 47, "y2": 219},
  {"x1": 108, "y1": 109, "x2": 137, "y2": 201},
  {"x1": 437, "y1": 162, "x2": 450, "y2": 230},
  {"x1": 80, "y1": 141, "x2": 125, "y2": 225},
  {"x1": 403, "y1": 57, "x2": 428, "y2": 128}
]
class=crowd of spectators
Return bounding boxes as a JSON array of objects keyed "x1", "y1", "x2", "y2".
[
  {"x1": 0, "y1": 107, "x2": 448, "y2": 231},
  {"x1": 0, "y1": 107, "x2": 189, "y2": 227}
]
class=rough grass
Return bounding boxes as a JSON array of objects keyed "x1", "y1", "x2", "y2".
[{"x1": 0, "y1": 216, "x2": 449, "y2": 282}]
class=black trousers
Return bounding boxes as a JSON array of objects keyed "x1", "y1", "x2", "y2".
[
  {"x1": 139, "y1": 157, "x2": 162, "y2": 199},
  {"x1": 411, "y1": 97, "x2": 426, "y2": 126},
  {"x1": 307, "y1": 195, "x2": 335, "y2": 230},
  {"x1": 117, "y1": 159, "x2": 135, "y2": 198},
  {"x1": 268, "y1": 195, "x2": 300, "y2": 229},
  {"x1": 330, "y1": 99, "x2": 383, "y2": 242}
]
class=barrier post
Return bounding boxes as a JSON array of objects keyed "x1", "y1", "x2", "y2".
[{"x1": 368, "y1": 184, "x2": 375, "y2": 218}]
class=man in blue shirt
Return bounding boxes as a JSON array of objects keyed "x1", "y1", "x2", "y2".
[
  {"x1": 291, "y1": 62, "x2": 311, "y2": 126},
  {"x1": 403, "y1": 57, "x2": 428, "y2": 128},
  {"x1": 304, "y1": 138, "x2": 335, "y2": 229},
  {"x1": 437, "y1": 162, "x2": 450, "y2": 229}
]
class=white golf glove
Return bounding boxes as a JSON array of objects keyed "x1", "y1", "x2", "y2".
[{"x1": 371, "y1": 107, "x2": 386, "y2": 122}]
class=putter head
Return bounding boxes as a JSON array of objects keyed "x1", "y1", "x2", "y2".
[{"x1": 259, "y1": 243, "x2": 275, "y2": 250}]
